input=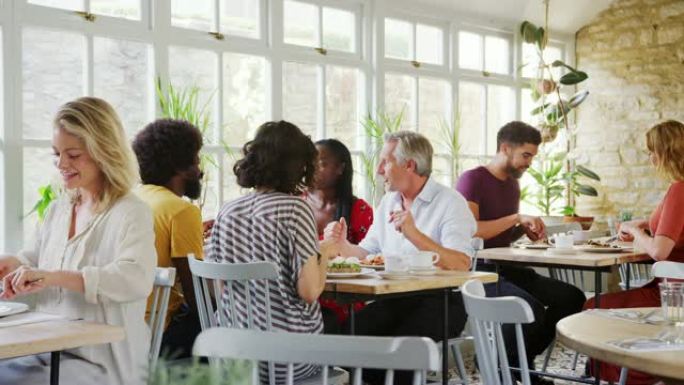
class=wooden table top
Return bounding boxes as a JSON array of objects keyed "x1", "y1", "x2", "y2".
[
  {"x1": 557, "y1": 308, "x2": 684, "y2": 380},
  {"x1": 325, "y1": 270, "x2": 498, "y2": 295},
  {"x1": 478, "y1": 247, "x2": 650, "y2": 267},
  {"x1": 0, "y1": 319, "x2": 125, "y2": 359}
]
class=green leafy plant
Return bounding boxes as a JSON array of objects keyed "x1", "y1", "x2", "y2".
[
  {"x1": 437, "y1": 108, "x2": 461, "y2": 180},
  {"x1": 360, "y1": 108, "x2": 404, "y2": 204},
  {"x1": 520, "y1": 7, "x2": 600, "y2": 217},
  {"x1": 156, "y1": 78, "x2": 218, "y2": 210},
  {"x1": 147, "y1": 358, "x2": 252, "y2": 385},
  {"x1": 28, "y1": 183, "x2": 58, "y2": 221}
]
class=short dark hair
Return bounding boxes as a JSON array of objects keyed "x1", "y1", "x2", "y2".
[
  {"x1": 234, "y1": 121, "x2": 317, "y2": 194},
  {"x1": 132, "y1": 119, "x2": 203, "y2": 186},
  {"x1": 496, "y1": 121, "x2": 542, "y2": 151}
]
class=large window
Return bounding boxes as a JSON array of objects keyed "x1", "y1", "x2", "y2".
[{"x1": 0, "y1": 1, "x2": 568, "y2": 250}]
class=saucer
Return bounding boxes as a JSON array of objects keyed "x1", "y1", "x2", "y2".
[
  {"x1": 408, "y1": 266, "x2": 438, "y2": 275},
  {"x1": 377, "y1": 271, "x2": 414, "y2": 280}
]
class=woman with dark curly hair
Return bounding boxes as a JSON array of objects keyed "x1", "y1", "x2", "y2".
[
  {"x1": 205, "y1": 121, "x2": 339, "y2": 384},
  {"x1": 132, "y1": 118, "x2": 204, "y2": 358}
]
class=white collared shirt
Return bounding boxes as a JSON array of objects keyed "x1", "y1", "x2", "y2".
[{"x1": 359, "y1": 177, "x2": 477, "y2": 258}]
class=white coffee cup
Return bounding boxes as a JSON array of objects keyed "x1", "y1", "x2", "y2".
[
  {"x1": 550, "y1": 233, "x2": 574, "y2": 249},
  {"x1": 384, "y1": 254, "x2": 408, "y2": 272},
  {"x1": 409, "y1": 251, "x2": 440, "y2": 268}
]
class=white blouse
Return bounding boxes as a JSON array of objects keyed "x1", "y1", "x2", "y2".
[{"x1": 17, "y1": 192, "x2": 157, "y2": 385}]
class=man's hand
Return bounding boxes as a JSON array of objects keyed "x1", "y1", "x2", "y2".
[
  {"x1": 389, "y1": 209, "x2": 418, "y2": 238},
  {"x1": 202, "y1": 219, "x2": 215, "y2": 240},
  {"x1": 519, "y1": 214, "x2": 546, "y2": 241}
]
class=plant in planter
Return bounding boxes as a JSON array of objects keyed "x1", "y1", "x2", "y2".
[
  {"x1": 519, "y1": 9, "x2": 601, "y2": 227},
  {"x1": 360, "y1": 108, "x2": 403, "y2": 205},
  {"x1": 147, "y1": 357, "x2": 252, "y2": 385},
  {"x1": 437, "y1": 108, "x2": 461, "y2": 181}
]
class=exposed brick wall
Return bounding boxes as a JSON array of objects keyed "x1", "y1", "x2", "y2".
[{"x1": 574, "y1": 0, "x2": 684, "y2": 223}]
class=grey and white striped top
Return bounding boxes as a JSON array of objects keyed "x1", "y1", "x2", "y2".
[{"x1": 206, "y1": 192, "x2": 323, "y2": 382}]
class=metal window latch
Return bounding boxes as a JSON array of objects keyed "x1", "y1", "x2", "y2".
[
  {"x1": 411, "y1": 60, "x2": 421, "y2": 68},
  {"x1": 209, "y1": 32, "x2": 225, "y2": 40},
  {"x1": 315, "y1": 47, "x2": 328, "y2": 55},
  {"x1": 74, "y1": 11, "x2": 96, "y2": 22}
]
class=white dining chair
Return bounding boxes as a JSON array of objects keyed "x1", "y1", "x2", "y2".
[
  {"x1": 617, "y1": 260, "x2": 684, "y2": 385},
  {"x1": 462, "y1": 279, "x2": 536, "y2": 385},
  {"x1": 444, "y1": 237, "x2": 484, "y2": 385},
  {"x1": 193, "y1": 327, "x2": 440, "y2": 385},
  {"x1": 148, "y1": 266, "x2": 176, "y2": 370},
  {"x1": 186, "y1": 254, "x2": 278, "y2": 330}
]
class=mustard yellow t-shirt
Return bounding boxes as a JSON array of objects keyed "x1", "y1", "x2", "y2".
[{"x1": 136, "y1": 185, "x2": 203, "y2": 327}]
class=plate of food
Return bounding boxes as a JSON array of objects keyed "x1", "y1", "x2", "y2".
[
  {"x1": 575, "y1": 240, "x2": 633, "y2": 253},
  {"x1": 0, "y1": 301, "x2": 29, "y2": 317},
  {"x1": 360, "y1": 254, "x2": 385, "y2": 269},
  {"x1": 327, "y1": 257, "x2": 374, "y2": 278},
  {"x1": 515, "y1": 241, "x2": 552, "y2": 250}
]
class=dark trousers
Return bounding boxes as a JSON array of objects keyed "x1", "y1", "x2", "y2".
[
  {"x1": 333, "y1": 291, "x2": 467, "y2": 385},
  {"x1": 480, "y1": 264, "x2": 586, "y2": 370},
  {"x1": 160, "y1": 305, "x2": 202, "y2": 359}
]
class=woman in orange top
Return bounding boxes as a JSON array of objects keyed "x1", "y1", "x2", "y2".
[{"x1": 585, "y1": 120, "x2": 684, "y2": 385}]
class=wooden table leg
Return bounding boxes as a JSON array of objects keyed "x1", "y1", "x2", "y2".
[{"x1": 50, "y1": 351, "x2": 61, "y2": 385}]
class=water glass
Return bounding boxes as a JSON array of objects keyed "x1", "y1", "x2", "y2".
[{"x1": 660, "y1": 282, "x2": 684, "y2": 323}]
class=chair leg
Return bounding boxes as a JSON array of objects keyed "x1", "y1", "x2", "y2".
[
  {"x1": 572, "y1": 351, "x2": 580, "y2": 371},
  {"x1": 618, "y1": 367, "x2": 628, "y2": 385},
  {"x1": 450, "y1": 342, "x2": 469, "y2": 385},
  {"x1": 540, "y1": 338, "x2": 555, "y2": 372}
]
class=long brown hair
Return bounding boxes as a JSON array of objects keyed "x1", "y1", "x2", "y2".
[{"x1": 646, "y1": 120, "x2": 684, "y2": 181}]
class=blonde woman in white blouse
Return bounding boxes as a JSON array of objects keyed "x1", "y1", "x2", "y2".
[{"x1": 0, "y1": 97, "x2": 156, "y2": 385}]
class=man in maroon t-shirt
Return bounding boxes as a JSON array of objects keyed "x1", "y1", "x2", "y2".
[{"x1": 456, "y1": 121, "x2": 585, "y2": 385}]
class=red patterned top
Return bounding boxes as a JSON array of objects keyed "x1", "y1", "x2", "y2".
[{"x1": 319, "y1": 198, "x2": 374, "y2": 324}]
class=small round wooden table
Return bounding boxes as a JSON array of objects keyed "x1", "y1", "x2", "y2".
[{"x1": 557, "y1": 307, "x2": 684, "y2": 384}]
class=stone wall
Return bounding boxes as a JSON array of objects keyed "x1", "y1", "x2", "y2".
[{"x1": 574, "y1": 0, "x2": 684, "y2": 223}]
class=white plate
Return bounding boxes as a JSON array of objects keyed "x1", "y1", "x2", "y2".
[
  {"x1": 574, "y1": 246, "x2": 633, "y2": 253},
  {"x1": 0, "y1": 302, "x2": 29, "y2": 317},
  {"x1": 376, "y1": 271, "x2": 415, "y2": 280},
  {"x1": 327, "y1": 268, "x2": 375, "y2": 278},
  {"x1": 515, "y1": 243, "x2": 552, "y2": 250},
  {"x1": 408, "y1": 266, "x2": 438, "y2": 275}
]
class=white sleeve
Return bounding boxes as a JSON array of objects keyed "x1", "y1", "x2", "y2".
[
  {"x1": 358, "y1": 196, "x2": 386, "y2": 254},
  {"x1": 439, "y1": 193, "x2": 477, "y2": 257},
  {"x1": 82, "y1": 205, "x2": 157, "y2": 305}
]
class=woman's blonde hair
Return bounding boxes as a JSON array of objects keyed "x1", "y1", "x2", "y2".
[
  {"x1": 54, "y1": 97, "x2": 139, "y2": 212},
  {"x1": 646, "y1": 120, "x2": 684, "y2": 182}
]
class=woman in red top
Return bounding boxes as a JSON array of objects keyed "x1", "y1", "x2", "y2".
[
  {"x1": 304, "y1": 139, "x2": 373, "y2": 333},
  {"x1": 585, "y1": 120, "x2": 684, "y2": 385}
]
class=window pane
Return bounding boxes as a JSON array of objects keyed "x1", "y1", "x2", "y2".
[
  {"x1": 23, "y1": 147, "x2": 54, "y2": 247},
  {"x1": 543, "y1": 45, "x2": 564, "y2": 80},
  {"x1": 351, "y1": 154, "x2": 364, "y2": 200},
  {"x1": 418, "y1": 77, "x2": 450, "y2": 149},
  {"x1": 433, "y1": 155, "x2": 452, "y2": 188},
  {"x1": 282, "y1": 62, "x2": 318, "y2": 138},
  {"x1": 283, "y1": 0, "x2": 318, "y2": 47},
  {"x1": 91, "y1": 0, "x2": 141, "y2": 20},
  {"x1": 220, "y1": 0, "x2": 260, "y2": 39},
  {"x1": 23, "y1": 28, "x2": 84, "y2": 139},
  {"x1": 458, "y1": 82, "x2": 484, "y2": 155},
  {"x1": 323, "y1": 7, "x2": 355, "y2": 53},
  {"x1": 486, "y1": 85, "x2": 516, "y2": 155},
  {"x1": 222, "y1": 155, "x2": 243, "y2": 204},
  {"x1": 94, "y1": 37, "x2": 150, "y2": 137},
  {"x1": 484, "y1": 35, "x2": 510, "y2": 74},
  {"x1": 222, "y1": 53, "x2": 266, "y2": 146},
  {"x1": 458, "y1": 31, "x2": 482, "y2": 70},
  {"x1": 384, "y1": 73, "x2": 416, "y2": 131},
  {"x1": 385, "y1": 18, "x2": 412, "y2": 60},
  {"x1": 521, "y1": 43, "x2": 539, "y2": 78},
  {"x1": 326, "y1": 66, "x2": 359, "y2": 150},
  {"x1": 172, "y1": 0, "x2": 214, "y2": 31},
  {"x1": 169, "y1": 46, "x2": 218, "y2": 142},
  {"x1": 28, "y1": 0, "x2": 83, "y2": 11},
  {"x1": 520, "y1": 88, "x2": 536, "y2": 125},
  {"x1": 200, "y1": 153, "x2": 219, "y2": 219},
  {"x1": 416, "y1": 24, "x2": 443, "y2": 65}
]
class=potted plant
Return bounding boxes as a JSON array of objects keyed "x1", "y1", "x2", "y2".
[
  {"x1": 360, "y1": 108, "x2": 403, "y2": 205},
  {"x1": 519, "y1": 8, "x2": 600, "y2": 228},
  {"x1": 147, "y1": 357, "x2": 252, "y2": 385}
]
